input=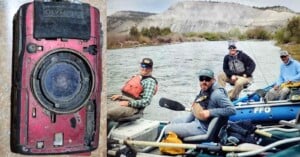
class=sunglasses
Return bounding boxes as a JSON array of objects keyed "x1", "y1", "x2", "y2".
[
  {"x1": 141, "y1": 64, "x2": 152, "y2": 69},
  {"x1": 280, "y1": 56, "x2": 287, "y2": 59},
  {"x1": 199, "y1": 76, "x2": 212, "y2": 82}
]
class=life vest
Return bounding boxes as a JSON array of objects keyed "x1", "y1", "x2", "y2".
[{"x1": 121, "y1": 75, "x2": 158, "y2": 99}]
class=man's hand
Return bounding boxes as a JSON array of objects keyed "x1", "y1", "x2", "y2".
[
  {"x1": 192, "y1": 103, "x2": 210, "y2": 121},
  {"x1": 230, "y1": 75, "x2": 238, "y2": 83},
  {"x1": 111, "y1": 94, "x2": 122, "y2": 101},
  {"x1": 119, "y1": 101, "x2": 130, "y2": 107},
  {"x1": 273, "y1": 85, "x2": 279, "y2": 91}
]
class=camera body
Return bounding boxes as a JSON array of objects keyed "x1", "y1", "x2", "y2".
[{"x1": 11, "y1": 1, "x2": 102, "y2": 154}]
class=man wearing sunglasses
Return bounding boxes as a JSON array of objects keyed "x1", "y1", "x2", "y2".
[
  {"x1": 108, "y1": 58, "x2": 157, "y2": 121},
  {"x1": 265, "y1": 51, "x2": 300, "y2": 101},
  {"x1": 218, "y1": 44, "x2": 256, "y2": 101},
  {"x1": 164, "y1": 69, "x2": 236, "y2": 138}
]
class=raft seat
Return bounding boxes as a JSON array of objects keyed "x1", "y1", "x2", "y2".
[
  {"x1": 183, "y1": 116, "x2": 229, "y2": 143},
  {"x1": 107, "y1": 109, "x2": 145, "y2": 139}
]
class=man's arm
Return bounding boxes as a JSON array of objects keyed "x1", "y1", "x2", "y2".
[
  {"x1": 208, "y1": 89, "x2": 236, "y2": 117},
  {"x1": 223, "y1": 56, "x2": 233, "y2": 77},
  {"x1": 241, "y1": 52, "x2": 256, "y2": 77},
  {"x1": 276, "y1": 65, "x2": 285, "y2": 86},
  {"x1": 289, "y1": 61, "x2": 300, "y2": 82},
  {"x1": 191, "y1": 102, "x2": 209, "y2": 120}
]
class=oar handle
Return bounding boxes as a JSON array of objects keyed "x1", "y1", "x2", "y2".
[
  {"x1": 123, "y1": 140, "x2": 221, "y2": 151},
  {"x1": 255, "y1": 129, "x2": 272, "y2": 138},
  {"x1": 121, "y1": 140, "x2": 257, "y2": 152},
  {"x1": 122, "y1": 140, "x2": 196, "y2": 149},
  {"x1": 185, "y1": 108, "x2": 192, "y2": 112},
  {"x1": 255, "y1": 129, "x2": 281, "y2": 140},
  {"x1": 222, "y1": 146, "x2": 256, "y2": 152}
]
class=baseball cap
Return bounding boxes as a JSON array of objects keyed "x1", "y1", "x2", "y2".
[
  {"x1": 280, "y1": 50, "x2": 289, "y2": 57},
  {"x1": 228, "y1": 44, "x2": 237, "y2": 49},
  {"x1": 199, "y1": 69, "x2": 214, "y2": 78},
  {"x1": 141, "y1": 58, "x2": 153, "y2": 68}
]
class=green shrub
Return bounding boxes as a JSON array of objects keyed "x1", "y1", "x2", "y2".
[
  {"x1": 228, "y1": 28, "x2": 242, "y2": 39},
  {"x1": 148, "y1": 26, "x2": 160, "y2": 38},
  {"x1": 129, "y1": 26, "x2": 140, "y2": 39},
  {"x1": 246, "y1": 27, "x2": 271, "y2": 40},
  {"x1": 135, "y1": 26, "x2": 172, "y2": 39},
  {"x1": 200, "y1": 32, "x2": 226, "y2": 41},
  {"x1": 238, "y1": 34, "x2": 247, "y2": 40},
  {"x1": 183, "y1": 32, "x2": 199, "y2": 37},
  {"x1": 275, "y1": 16, "x2": 300, "y2": 44},
  {"x1": 286, "y1": 16, "x2": 300, "y2": 43},
  {"x1": 161, "y1": 27, "x2": 172, "y2": 36},
  {"x1": 274, "y1": 28, "x2": 291, "y2": 44},
  {"x1": 141, "y1": 27, "x2": 150, "y2": 37}
]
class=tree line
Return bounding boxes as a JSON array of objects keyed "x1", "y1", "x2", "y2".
[{"x1": 130, "y1": 26, "x2": 172, "y2": 39}]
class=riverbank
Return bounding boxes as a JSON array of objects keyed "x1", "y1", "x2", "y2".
[
  {"x1": 107, "y1": 34, "x2": 300, "y2": 60},
  {"x1": 107, "y1": 33, "x2": 206, "y2": 49}
]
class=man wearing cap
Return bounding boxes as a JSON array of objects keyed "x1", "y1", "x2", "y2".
[
  {"x1": 265, "y1": 51, "x2": 300, "y2": 101},
  {"x1": 164, "y1": 69, "x2": 236, "y2": 138},
  {"x1": 108, "y1": 58, "x2": 158, "y2": 121},
  {"x1": 218, "y1": 44, "x2": 256, "y2": 100}
]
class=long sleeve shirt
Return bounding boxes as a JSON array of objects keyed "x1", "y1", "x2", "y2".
[{"x1": 276, "y1": 58, "x2": 300, "y2": 86}]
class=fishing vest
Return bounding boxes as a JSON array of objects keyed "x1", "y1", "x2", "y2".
[
  {"x1": 121, "y1": 75, "x2": 158, "y2": 99},
  {"x1": 194, "y1": 84, "x2": 225, "y2": 108},
  {"x1": 228, "y1": 51, "x2": 246, "y2": 75}
]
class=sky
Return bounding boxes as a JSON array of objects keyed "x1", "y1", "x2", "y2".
[{"x1": 108, "y1": 0, "x2": 300, "y2": 15}]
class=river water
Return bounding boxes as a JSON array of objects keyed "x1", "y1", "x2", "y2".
[{"x1": 107, "y1": 41, "x2": 282, "y2": 121}]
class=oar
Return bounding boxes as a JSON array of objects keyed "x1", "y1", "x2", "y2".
[
  {"x1": 116, "y1": 139, "x2": 261, "y2": 152},
  {"x1": 159, "y1": 97, "x2": 283, "y2": 140},
  {"x1": 159, "y1": 97, "x2": 191, "y2": 111}
]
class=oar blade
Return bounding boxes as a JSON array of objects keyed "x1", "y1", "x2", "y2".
[{"x1": 159, "y1": 97, "x2": 186, "y2": 111}]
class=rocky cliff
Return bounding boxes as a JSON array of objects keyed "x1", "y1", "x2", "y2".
[
  {"x1": 108, "y1": 1, "x2": 299, "y2": 35},
  {"x1": 107, "y1": 11, "x2": 155, "y2": 35}
]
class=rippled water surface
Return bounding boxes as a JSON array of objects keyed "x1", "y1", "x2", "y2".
[{"x1": 107, "y1": 41, "x2": 282, "y2": 121}]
